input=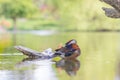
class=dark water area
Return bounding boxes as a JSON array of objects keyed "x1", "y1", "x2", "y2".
[{"x1": 0, "y1": 31, "x2": 120, "y2": 80}]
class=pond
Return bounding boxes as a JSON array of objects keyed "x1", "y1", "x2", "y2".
[{"x1": 0, "y1": 31, "x2": 120, "y2": 80}]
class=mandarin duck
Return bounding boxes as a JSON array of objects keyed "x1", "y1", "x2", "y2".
[{"x1": 55, "y1": 39, "x2": 81, "y2": 59}]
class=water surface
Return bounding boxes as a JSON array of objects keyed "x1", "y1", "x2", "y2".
[{"x1": 0, "y1": 32, "x2": 120, "y2": 80}]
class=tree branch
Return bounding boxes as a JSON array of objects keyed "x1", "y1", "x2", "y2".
[
  {"x1": 100, "y1": 0, "x2": 120, "y2": 18},
  {"x1": 102, "y1": 7, "x2": 120, "y2": 18}
]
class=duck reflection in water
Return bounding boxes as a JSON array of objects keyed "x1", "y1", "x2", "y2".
[
  {"x1": 17, "y1": 58, "x2": 80, "y2": 77},
  {"x1": 55, "y1": 59, "x2": 80, "y2": 76}
]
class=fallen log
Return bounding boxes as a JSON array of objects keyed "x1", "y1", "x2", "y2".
[
  {"x1": 14, "y1": 46, "x2": 66, "y2": 59},
  {"x1": 14, "y1": 46, "x2": 44, "y2": 58}
]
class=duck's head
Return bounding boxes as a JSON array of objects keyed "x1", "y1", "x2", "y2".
[{"x1": 65, "y1": 39, "x2": 77, "y2": 46}]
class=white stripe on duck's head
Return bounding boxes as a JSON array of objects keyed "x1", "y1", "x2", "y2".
[{"x1": 66, "y1": 39, "x2": 77, "y2": 45}]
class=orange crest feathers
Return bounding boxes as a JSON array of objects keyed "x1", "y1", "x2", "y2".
[
  {"x1": 58, "y1": 43, "x2": 63, "y2": 48},
  {"x1": 72, "y1": 44, "x2": 79, "y2": 50}
]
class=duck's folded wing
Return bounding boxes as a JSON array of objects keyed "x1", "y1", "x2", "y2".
[{"x1": 14, "y1": 46, "x2": 43, "y2": 58}]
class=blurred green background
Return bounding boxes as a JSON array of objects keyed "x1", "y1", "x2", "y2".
[
  {"x1": 0, "y1": 0, "x2": 120, "y2": 31},
  {"x1": 0, "y1": 0, "x2": 120, "y2": 80}
]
